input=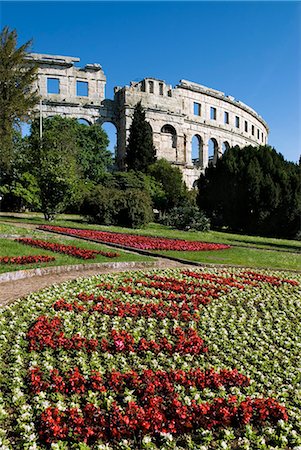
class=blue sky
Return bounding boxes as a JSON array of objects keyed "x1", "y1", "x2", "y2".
[{"x1": 1, "y1": 1, "x2": 300, "y2": 162}]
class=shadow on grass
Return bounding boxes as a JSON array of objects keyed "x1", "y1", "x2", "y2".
[{"x1": 228, "y1": 237, "x2": 301, "y2": 253}]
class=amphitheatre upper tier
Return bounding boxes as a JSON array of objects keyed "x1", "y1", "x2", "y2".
[{"x1": 26, "y1": 53, "x2": 269, "y2": 188}]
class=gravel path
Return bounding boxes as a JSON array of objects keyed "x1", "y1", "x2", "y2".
[{"x1": 0, "y1": 259, "x2": 188, "y2": 307}]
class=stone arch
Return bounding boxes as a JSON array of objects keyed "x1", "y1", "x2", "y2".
[
  {"x1": 222, "y1": 141, "x2": 230, "y2": 153},
  {"x1": 161, "y1": 124, "x2": 177, "y2": 148},
  {"x1": 208, "y1": 138, "x2": 219, "y2": 165},
  {"x1": 192, "y1": 179, "x2": 198, "y2": 189},
  {"x1": 191, "y1": 134, "x2": 203, "y2": 167},
  {"x1": 78, "y1": 118, "x2": 91, "y2": 126},
  {"x1": 161, "y1": 124, "x2": 178, "y2": 161},
  {"x1": 100, "y1": 121, "x2": 118, "y2": 157}
]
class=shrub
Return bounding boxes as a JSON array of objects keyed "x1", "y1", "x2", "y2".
[
  {"x1": 81, "y1": 186, "x2": 153, "y2": 228},
  {"x1": 162, "y1": 205, "x2": 210, "y2": 231}
]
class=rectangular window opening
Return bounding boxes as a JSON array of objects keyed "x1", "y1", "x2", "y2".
[
  {"x1": 252, "y1": 125, "x2": 255, "y2": 135},
  {"x1": 76, "y1": 80, "x2": 88, "y2": 97},
  {"x1": 149, "y1": 81, "x2": 154, "y2": 94},
  {"x1": 235, "y1": 116, "x2": 240, "y2": 128},
  {"x1": 257, "y1": 129, "x2": 260, "y2": 139},
  {"x1": 244, "y1": 121, "x2": 248, "y2": 133},
  {"x1": 47, "y1": 78, "x2": 60, "y2": 94},
  {"x1": 224, "y1": 111, "x2": 229, "y2": 124},
  {"x1": 159, "y1": 83, "x2": 164, "y2": 95},
  {"x1": 194, "y1": 102, "x2": 201, "y2": 116},
  {"x1": 210, "y1": 106, "x2": 217, "y2": 120}
]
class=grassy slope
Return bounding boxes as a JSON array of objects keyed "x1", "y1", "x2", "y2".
[
  {"x1": 0, "y1": 235, "x2": 151, "y2": 274},
  {"x1": 0, "y1": 214, "x2": 300, "y2": 271},
  {"x1": 1, "y1": 213, "x2": 300, "y2": 252},
  {"x1": 154, "y1": 247, "x2": 301, "y2": 271}
]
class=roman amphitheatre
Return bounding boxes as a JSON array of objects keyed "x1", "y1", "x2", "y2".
[
  {"x1": 1, "y1": 51, "x2": 300, "y2": 450},
  {"x1": 26, "y1": 52, "x2": 269, "y2": 188}
]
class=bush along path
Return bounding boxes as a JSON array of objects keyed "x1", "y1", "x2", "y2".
[{"x1": 0, "y1": 267, "x2": 300, "y2": 449}]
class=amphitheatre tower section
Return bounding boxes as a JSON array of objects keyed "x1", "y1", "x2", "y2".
[
  {"x1": 114, "y1": 78, "x2": 269, "y2": 187},
  {"x1": 26, "y1": 53, "x2": 109, "y2": 125}
]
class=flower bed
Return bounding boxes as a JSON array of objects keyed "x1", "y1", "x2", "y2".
[
  {"x1": 0, "y1": 267, "x2": 300, "y2": 449},
  {"x1": 39, "y1": 225, "x2": 231, "y2": 251},
  {"x1": 17, "y1": 237, "x2": 120, "y2": 259},
  {"x1": 0, "y1": 254, "x2": 55, "y2": 264}
]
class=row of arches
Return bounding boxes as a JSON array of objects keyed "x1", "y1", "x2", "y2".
[
  {"x1": 161, "y1": 125, "x2": 231, "y2": 167},
  {"x1": 191, "y1": 135, "x2": 230, "y2": 167}
]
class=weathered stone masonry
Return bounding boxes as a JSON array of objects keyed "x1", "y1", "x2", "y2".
[{"x1": 26, "y1": 53, "x2": 269, "y2": 188}]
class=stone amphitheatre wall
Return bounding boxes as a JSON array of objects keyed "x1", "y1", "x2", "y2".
[{"x1": 26, "y1": 53, "x2": 269, "y2": 188}]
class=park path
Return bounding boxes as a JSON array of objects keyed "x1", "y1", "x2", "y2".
[{"x1": 0, "y1": 259, "x2": 188, "y2": 307}]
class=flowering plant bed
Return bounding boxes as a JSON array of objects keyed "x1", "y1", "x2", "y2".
[
  {"x1": 0, "y1": 254, "x2": 55, "y2": 264},
  {"x1": 0, "y1": 267, "x2": 300, "y2": 449},
  {"x1": 17, "y1": 237, "x2": 120, "y2": 259},
  {"x1": 39, "y1": 225, "x2": 231, "y2": 251}
]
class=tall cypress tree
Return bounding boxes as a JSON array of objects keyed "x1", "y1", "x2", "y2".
[
  {"x1": 126, "y1": 102, "x2": 156, "y2": 172},
  {"x1": 0, "y1": 26, "x2": 39, "y2": 177}
]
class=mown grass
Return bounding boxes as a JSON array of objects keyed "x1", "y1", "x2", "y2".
[
  {"x1": 0, "y1": 212, "x2": 300, "y2": 253},
  {"x1": 0, "y1": 213, "x2": 300, "y2": 271},
  {"x1": 0, "y1": 236, "x2": 151, "y2": 274},
  {"x1": 153, "y1": 247, "x2": 301, "y2": 271}
]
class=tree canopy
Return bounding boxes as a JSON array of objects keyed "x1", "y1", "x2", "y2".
[
  {"x1": 148, "y1": 158, "x2": 188, "y2": 212},
  {"x1": 126, "y1": 102, "x2": 156, "y2": 172},
  {"x1": 0, "y1": 26, "x2": 38, "y2": 177},
  {"x1": 26, "y1": 116, "x2": 112, "y2": 219},
  {"x1": 197, "y1": 145, "x2": 301, "y2": 238}
]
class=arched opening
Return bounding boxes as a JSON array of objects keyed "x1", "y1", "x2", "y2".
[
  {"x1": 191, "y1": 134, "x2": 203, "y2": 167},
  {"x1": 192, "y1": 180, "x2": 198, "y2": 189},
  {"x1": 19, "y1": 121, "x2": 31, "y2": 137},
  {"x1": 161, "y1": 124, "x2": 177, "y2": 161},
  {"x1": 222, "y1": 141, "x2": 230, "y2": 154},
  {"x1": 101, "y1": 121, "x2": 118, "y2": 157},
  {"x1": 208, "y1": 138, "x2": 219, "y2": 165},
  {"x1": 78, "y1": 118, "x2": 91, "y2": 126}
]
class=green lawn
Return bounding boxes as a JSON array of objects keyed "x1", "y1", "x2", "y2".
[
  {"x1": 0, "y1": 235, "x2": 151, "y2": 274},
  {"x1": 154, "y1": 247, "x2": 301, "y2": 271},
  {"x1": 0, "y1": 213, "x2": 300, "y2": 271},
  {"x1": 1, "y1": 212, "x2": 300, "y2": 252}
]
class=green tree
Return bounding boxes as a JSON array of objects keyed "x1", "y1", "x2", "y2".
[
  {"x1": 27, "y1": 116, "x2": 113, "y2": 216},
  {"x1": 198, "y1": 145, "x2": 301, "y2": 238},
  {"x1": 0, "y1": 131, "x2": 41, "y2": 211},
  {"x1": 28, "y1": 117, "x2": 81, "y2": 220},
  {"x1": 76, "y1": 122, "x2": 112, "y2": 184},
  {"x1": 0, "y1": 26, "x2": 38, "y2": 178},
  {"x1": 126, "y1": 102, "x2": 156, "y2": 172},
  {"x1": 148, "y1": 158, "x2": 188, "y2": 212}
]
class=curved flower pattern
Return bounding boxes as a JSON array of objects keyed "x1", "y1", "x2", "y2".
[
  {"x1": 39, "y1": 225, "x2": 231, "y2": 251},
  {"x1": 17, "y1": 237, "x2": 120, "y2": 259},
  {"x1": 0, "y1": 267, "x2": 300, "y2": 449},
  {"x1": 0, "y1": 254, "x2": 55, "y2": 264}
]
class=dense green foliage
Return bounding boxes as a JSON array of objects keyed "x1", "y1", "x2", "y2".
[
  {"x1": 28, "y1": 117, "x2": 80, "y2": 220},
  {"x1": 126, "y1": 102, "x2": 156, "y2": 172},
  {"x1": 75, "y1": 121, "x2": 112, "y2": 184},
  {"x1": 81, "y1": 186, "x2": 153, "y2": 228},
  {"x1": 162, "y1": 205, "x2": 210, "y2": 231},
  {"x1": 198, "y1": 145, "x2": 301, "y2": 238},
  {"x1": 148, "y1": 159, "x2": 188, "y2": 212},
  {"x1": 0, "y1": 130, "x2": 41, "y2": 210},
  {"x1": 0, "y1": 26, "x2": 38, "y2": 197},
  {"x1": 3, "y1": 116, "x2": 112, "y2": 219}
]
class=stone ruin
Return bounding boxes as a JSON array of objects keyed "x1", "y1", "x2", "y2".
[{"x1": 26, "y1": 53, "x2": 269, "y2": 188}]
